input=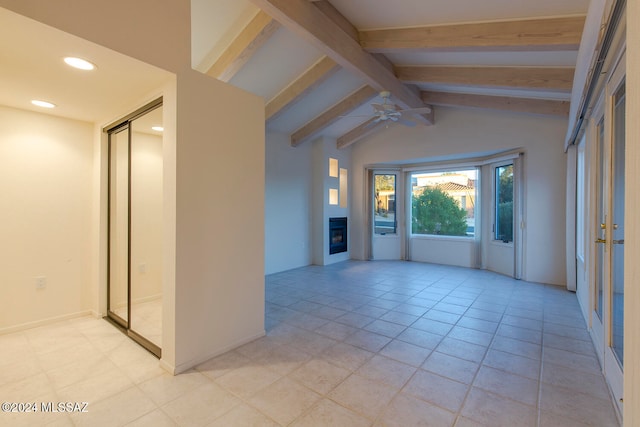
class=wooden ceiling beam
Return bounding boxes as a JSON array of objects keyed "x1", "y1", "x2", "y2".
[
  {"x1": 291, "y1": 85, "x2": 378, "y2": 146},
  {"x1": 249, "y1": 0, "x2": 433, "y2": 124},
  {"x1": 266, "y1": 56, "x2": 340, "y2": 121},
  {"x1": 396, "y1": 66, "x2": 575, "y2": 91},
  {"x1": 336, "y1": 118, "x2": 386, "y2": 149},
  {"x1": 422, "y1": 91, "x2": 570, "y2": 117},
  {"x1": 206, "y1": 11, "x2": 280, "y2": 82},
  {"x1": 359, "y1": 16, "x2": 586, "y2": 53}
]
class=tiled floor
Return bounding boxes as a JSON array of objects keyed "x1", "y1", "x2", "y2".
[{"x1": 0, "y1": 261, "x2": 620, "y2": 426}]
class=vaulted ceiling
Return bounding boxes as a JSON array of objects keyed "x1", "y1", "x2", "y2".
[{"x1": 192, "y1": 0, "x2": 589, "y2": 148}]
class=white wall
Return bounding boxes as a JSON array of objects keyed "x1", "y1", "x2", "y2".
[
  {"x1": 351, "y1": 106, "x2": 568, "y2": 286},
  {"x1": 410, "y1": 237, "x2": 476, "y2": 267},
  {"x1": 0, "y1": 106, "x2": 94, "y2": 331},
  {"x1": 265, "y1": 131, "x2": 312, "y2": 274}
]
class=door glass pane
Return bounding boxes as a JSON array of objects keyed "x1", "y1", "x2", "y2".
[
  {"x1": 495, "y1": 164, "x2": 513, "y2": 242},
  {"x1": 595, "y1": 117, "x2": 605, "y2": 321},
  {"x1": 109, "y1": 126, "x2": 129, "y2": 324},
  {"x1": 374, "y1": 174, "x2": 396, "y2": 234},
  {"x1": 611, "y1": 82, "x2": 625, "y2": 365},
  {"x1": 130, "y1": 106, "x2": 163, "y2": 348}
]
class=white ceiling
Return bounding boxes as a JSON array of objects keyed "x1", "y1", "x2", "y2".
[
  {"x1": 1, "y1": 0, "x2": 590, "y2": 144},
  {"x1": 0, "y1": 7, "x2": 172, "y2": 124},
  {"x1": 191, "y1": 0, "x2": 589, "y2": 143}
]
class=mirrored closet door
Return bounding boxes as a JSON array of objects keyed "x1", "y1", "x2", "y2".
[{"x1": 106, "y1": 99, "x2": 163, "y2": 357}]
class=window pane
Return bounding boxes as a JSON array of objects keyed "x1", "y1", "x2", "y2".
[
  {"x1": 495, "y1": 164, "x2": 513, "y2": 242},
  {"x1": 374, "y1": 174, "x2": 396, "y2": 234},
  {"x1": 411, "y1": 169, "x2": 476, "y2": 237}
]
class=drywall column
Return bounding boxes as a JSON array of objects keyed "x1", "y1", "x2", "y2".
[
  {"x1": 171, "y1": 70, "x2": 265, "y2": 373},
  {"x1": 311, "y1": 136, "x2": 351, "y2": 266}
]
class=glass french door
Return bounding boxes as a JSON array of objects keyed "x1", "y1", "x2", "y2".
[
  {"x1": 371, "y1": 171, "x2": 403, "y2": 260},
  {"x1": 592, "y1": 54, "x2": 625, "y2": 414}
]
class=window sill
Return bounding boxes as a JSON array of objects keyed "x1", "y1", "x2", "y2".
[
  {"x1": 411, "y1": 234, "x2": 474, "y2": 242},
  {"x1": 490, "y1": 240, "x2": 513, "y2": 248}
]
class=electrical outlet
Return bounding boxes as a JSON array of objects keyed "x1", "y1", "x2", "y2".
[{"x1": 35, "y1": 276, "x2": 46, "y2": 289}]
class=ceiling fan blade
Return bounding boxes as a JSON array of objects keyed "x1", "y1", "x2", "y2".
[{"x1": 364, "y1": 117, "x2": 382, "y2": 129}]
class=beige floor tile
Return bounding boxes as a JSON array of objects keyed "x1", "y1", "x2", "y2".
[
  {"x1": 422, "y1": 351, "x2": 479, "y2": 384},
  {"x1": 491, "y1": 336, "x2": 541, "y2": 360},
  {"x1": 404, "y1": 370, "x2": 468, "y2": 413},
  {"x1": 291, "y1": 399, "x2": 370, "y2": 427},
  {"x1": 356, "y1": 355, "x2": 415, "y2": 389},
  {"x1": 379, "y1": 339, "x2": 431, "y2": 367},
  {"x1": 396, "y1": 327, "x2": 443, "y2": 349},
  {"x1": 69, "y1": 386, "x2": 156, "y2": 427},
  {"x1": 207, "y1": 403, "x2": 279, "y2": 427},
  {"x1": 125, "y1": 409, "x2": 177, "y2": 427},
  {"x1": 328, "y1": 374, "x2": 398, "y2": 420},
  {"x1": 314, "y1": 321, "x2": 358, "y2": 341},
  {"x1": 376, "y1": 393, "x2": 456, "y2": 427},
  {"x1": 436, "y1": 337, "x2": 487, "y2": 363},
  {"x1": 344, "y1": 330, "x2": 392, "y2": 353},
  {"x1": 215, "y1": 364, "x2": 282, "y2": 399},
  {"x1": 253, "y1": 343, "x2": 311, "y2": 375},
  {"x1": 461, "y1": 387, "x2": 537, "y2": 427},
  {"x1": 36, "y1": 339, "x2": 99, "y2": 372},
  {"x1": 2, "y1": 372, "x2": 55, "y2": 402},
  {"x1": 0, "y1": 356, "x2": 43, "y2": 387},
  {"x1": 320, "y1": 342, "x2": 374, "y2": 371},
  {"x1": 195, "y1": 350, "x2": 252, "y2": 380},
  {"x1": 538, "y1": 411, "x2": 600, "y2": 427},
  {"x1": 46, "y1": 353, "x2": 117, "y2": 391},
  {"x1": 248, "y1": 377, "x2": 321, "y2": 425},
  {"x1": 162, "y1": 382, "x2": 240, "y2": 427},
  {"x1": 289, "y1": 358, "x2": 351, "y2": 395},
  {"x1": 138, "y1": 369, "x2": 211, "y2": 406},
  {"x1": 448, "y1": 326, "x2": 493, "y2": 347},
  {"x1": 541, "y1": 361, "x2": 610, "y2": 400},
  {"x1": 454, "y1": 416, "x2": 487, "y2": 427},
  {"x1": 482, "y1": 348, "x2": 540, "y2": 380},
  {"x1": 539, "y1": 382, "x2": 619, "y2": 427},
  {"x1": 56, "y1": 366, "x2": 134, "y2": 404},
  {"x1": 472, "y1": 365, "x2": 538, "y2": 406},
  {"x1": 496, "y1": 324, "x2": 542, "y2": 344},
  {"x1": 542, "y1": 347, "x2": 601, "y2": 375},
  {"x1": 0, "y1": 391, "x2": 59, "y2": 427}
]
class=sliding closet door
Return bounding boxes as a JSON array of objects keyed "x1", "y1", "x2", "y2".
[
  {"x1": 108, "y1": 125, "x2": 130, "y2": 327},
  {"x1": 106, "y1": 99, "x2": 163, "y2": 357}
]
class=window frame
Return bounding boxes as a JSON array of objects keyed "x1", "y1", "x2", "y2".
[{"x1": 409, "y1": 168, "x2": 478, "y2": 239}]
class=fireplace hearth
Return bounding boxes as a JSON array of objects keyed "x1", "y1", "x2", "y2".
[{"x1": 329, "y1": 217, "x2": 347, "y2": 255}]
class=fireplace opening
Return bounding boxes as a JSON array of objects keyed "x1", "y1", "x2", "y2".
[{"x1": 329, "y1": 217, "x2": 347, "y2": 255}]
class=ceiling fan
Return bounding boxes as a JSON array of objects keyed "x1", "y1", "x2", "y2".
[{"x1": 347, "y1": 91, "x2": 432, "y2": 127}]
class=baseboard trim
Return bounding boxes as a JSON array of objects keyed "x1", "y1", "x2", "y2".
[
  {"x1": 164, "y1": 329, "x2": 266, "y2": 375},
  {"x1": 0, "y1": 310, "x2": 94, "y2": 335}
]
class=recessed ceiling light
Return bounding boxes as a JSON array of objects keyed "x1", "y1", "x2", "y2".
[
  {"x1": 151, "y1": 126, "x2": 164, "y2": 132},
  {"x1": 64, "y1": 57, "x2": 96, "y2": 70},
  {"x1": 31, "y1": 100, "x2": 56, "y2": 108}
]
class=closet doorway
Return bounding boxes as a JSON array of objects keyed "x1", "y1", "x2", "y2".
[{"x1": 106, "y1": 98, "x2": 163, "y2": 358}]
